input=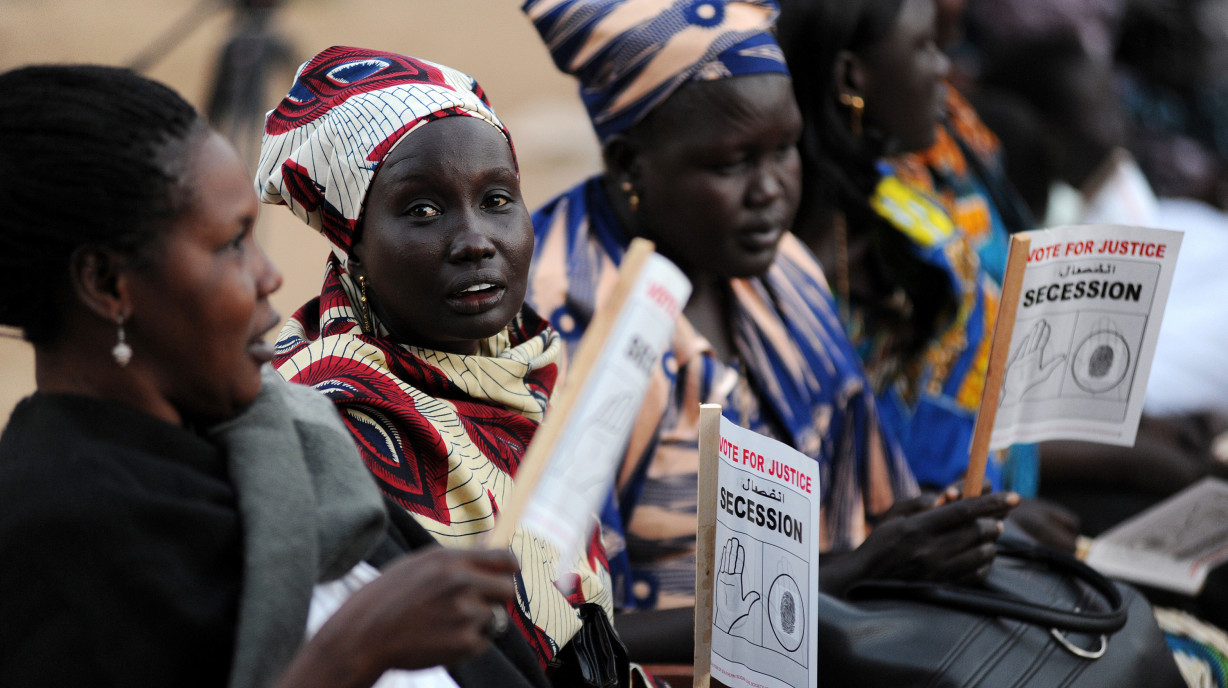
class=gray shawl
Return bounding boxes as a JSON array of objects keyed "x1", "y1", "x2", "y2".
[{"x1": 207, "y1": 366, "x2": 387, "y2": 688}]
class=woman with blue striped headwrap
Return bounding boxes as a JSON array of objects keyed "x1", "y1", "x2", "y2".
[{"x1": 522, "y1": 0, "x2": 1019, "y2": 661}]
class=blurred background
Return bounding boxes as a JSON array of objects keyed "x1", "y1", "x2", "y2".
[
  {"x1": 0, "y1": 0, "x2": 603, "y2": 423},
  {"x1": 4, "y1": 0, "x2": 1228, "y2": 427}
]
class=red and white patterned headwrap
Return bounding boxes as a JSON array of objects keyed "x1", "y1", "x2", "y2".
[{"x1": 255, "y1": 46, "x2": 513, "y2": 259}]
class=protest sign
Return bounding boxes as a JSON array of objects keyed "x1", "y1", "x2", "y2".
[
  {"x1": 487, "y1": 238, "x2": 692, "y2": 572},
  {"x1": 695, "y1": 405, "x2": 819, "y2": 688},
  {"x1": 988, "y1": 225, "x2": 1182, "y2": 450}
]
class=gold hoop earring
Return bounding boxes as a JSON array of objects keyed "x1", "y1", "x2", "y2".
[
  {"x1": 112, "y1": 314, "x2": 132, "y2": 367},
  {"x1": 357, "y1": 275, "x2": 372, "y2": 334},
  {"x1": 620, "y1": 180, "x2": 640, "y2": 213},
  {"x1": 839, "y1": 93, "x2": 865, "y2": 138}
]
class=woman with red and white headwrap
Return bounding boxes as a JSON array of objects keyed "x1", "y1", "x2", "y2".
[{"x1": 258, "y1": 46, "x2": 634, "y2": 687}]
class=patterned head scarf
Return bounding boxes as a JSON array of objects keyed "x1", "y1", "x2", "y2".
[
  {"x1": 524, "y1": 0, "x2": 790, "y2": 140},
  {"x1": 255, "y1": 46, "x2": 513, "y2": 259}
]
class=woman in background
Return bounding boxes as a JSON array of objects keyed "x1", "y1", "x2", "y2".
[{"x1": 522, "y1": 0, "x2": 1017, "y2": 660}]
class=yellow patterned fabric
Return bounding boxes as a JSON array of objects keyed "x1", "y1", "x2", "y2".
[
  {"x1": 850, "y1": 172, "x2": 1006, "y2": 489},
  {"x1": 275, "y1": 255, "x2": 613, "y2": 667}
]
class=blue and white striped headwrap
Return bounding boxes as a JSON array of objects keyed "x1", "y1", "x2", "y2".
[{"x1": 524, "y1": 0, "x2": 790, "y2": 140}]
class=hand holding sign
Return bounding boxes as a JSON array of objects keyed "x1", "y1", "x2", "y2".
[{"x1": 715, "y1": 536, "x2": 760, "y2": 636}]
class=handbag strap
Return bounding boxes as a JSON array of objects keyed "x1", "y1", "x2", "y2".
[{"x1": 846, "y1": 541, "x2": 1128, "y2": 634}]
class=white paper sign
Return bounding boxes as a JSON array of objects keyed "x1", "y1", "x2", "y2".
[
  {"x1": 1086, "y1": 478, "x2": 1228, "y2": 596},
  {"x1": 709, "y1": 415, "x2": 820, "y2": 688},
  {"x1": 990, "y1": 225, "x2": 1182, "y2": 449},
  {"x1": 519, "y1": 253, "x2": 691, "y2": 570}
]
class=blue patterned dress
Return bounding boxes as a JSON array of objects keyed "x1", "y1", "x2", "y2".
[{"x1": 527, "y1": 177, "x2": 917, "y2": 610}]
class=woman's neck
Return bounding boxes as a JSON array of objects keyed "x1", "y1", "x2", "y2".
[
  {"x1": 34, "y1": 342, "x2": 183, "y2": 426},
  {"x1": 597, "y1": 174, "x2": 737, "y2": 360},
  {"x1": 682, "y1": 273, "x2": 737, "y2": 363},
  {"x1": 792, "y1": 193, "x2": 840, "y2": 272}
]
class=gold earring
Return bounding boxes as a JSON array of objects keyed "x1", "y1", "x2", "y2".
[
  {"x1": 620, "y1": 180, "x2": 640, "y2": 213},
  {"x1": 839, "y1": 93, "x2": 865, "y2": 138},
  {"x1": 357, "y1": 275, "x2": 372, "y2": 334},
  {"x1": 111, "y1": 314, "x2": 132, "y2": 367}
]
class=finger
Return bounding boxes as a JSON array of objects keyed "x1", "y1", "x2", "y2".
[
  {"x1": 918, "y1": 492, "x2": 1020, "y2": 531},
  {"x1": 1036, "y1": 319, "x2": 1051, "y2": 350},
  {"x1": 460, "y1": 548, "x2": 522, "y2": 574},
  {"x1": 1018, "y1": 324, "x2": 1036, "y2": 354},
  {"x1": 720, "y1": 540, "x2": 730, "y2": 574},
  {"x1": 954, "y1": 561, "x2": 994, "y2": 586},
  {"x1": 468, "y1": 570, "x2": 518, "y2": 604},
  {"x1": 934, "y1": 541, "x2": 998, "y2": 582},
  {"x1": 941, "y1": 483, "x2": 961, "y2": 504},
  {"x1": 923, "y1": 517, "x2": 1003, "y2": 564},
  {"x1": 734, "y1": 541, "x2": 745, "y2": 574},
  {"x1": 1039, "y1": 353, "x2": 1066, "y2": 376},
  {"x1": 457, "y1": 597, "x2": 497, "y2": 650}
]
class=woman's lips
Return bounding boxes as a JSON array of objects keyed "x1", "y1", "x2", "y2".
[
  {"x1": 248, "y1": 311, "x2": 281, "y2": 364},
  {"x1": 738, "y1": 225, "x2": 785, "y2": 252},
  {"x1": 447, "y1": 283, "x2": 507, "y2": 314},
  {"x1": 248, "y1": 339, "x2": 276, "y2": 363},
  {"x1": 446, "y1": 270, "x2": 508, "y2": 315}
]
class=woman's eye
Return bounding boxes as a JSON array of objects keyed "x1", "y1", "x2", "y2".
[
  {"x1": 483, "y1": 193, "x2": 512, "y2": 210},
  {"x1": 227, "y1": 229, "x2": 250, "y2": 252},
  {"x1": 774, "y1": 142, "x2": 796, "y2": 160},
  {"x1": 407, "y1": 203, "x2": 440, "y2": 218},
  {"x1": 711, "y1": 159, "x2": 746, "y2": 175}
]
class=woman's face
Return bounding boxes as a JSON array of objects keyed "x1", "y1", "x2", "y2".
[
  {"x1": 629, "y1": 73, "x2": 803, "y2": 279},
  {"x1": 126, "y1": 131, "x2": 283, "y2": 422},
  {"x1": 859, "y1": 0, "x2": 950, "y2": 154},
  {"x1": 351, "y1": 116, "x2": 532, "y2": 356}
]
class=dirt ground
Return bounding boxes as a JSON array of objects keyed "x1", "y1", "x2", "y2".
[{"x1": 0, "y1": 0, "x2": 602, "y2": 425}]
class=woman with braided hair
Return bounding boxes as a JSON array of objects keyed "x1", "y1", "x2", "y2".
[{"x1": 0, "y1": 64, "x2": 544, "y2": 688}]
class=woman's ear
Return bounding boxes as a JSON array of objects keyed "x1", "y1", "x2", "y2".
[
  {"x1": 834, "y1": 49, "x2": 867, "y2": 103},
  {"x1": 345, "y1": 248, "x2": 364, "y2": 278},
  {"x1": 68, "y1": 246, "x2": 129, "y2": 323},
  {"x1": 601, "y1": 132, "x2": 642, "y2": 192}
]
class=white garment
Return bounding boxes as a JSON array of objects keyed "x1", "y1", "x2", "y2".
[
  {"x1": 307, "y1": 562, "x2": 463, "y2": 688},
  {"x1": 1143, "y1": 198, "x2": 1228, "y2": 415},
  {"x1": 1041, "y1": 150, "x2": 1228, "y2": 415}
]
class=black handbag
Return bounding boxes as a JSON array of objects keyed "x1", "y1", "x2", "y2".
[{"x1": 819, "y1": 535, "x2": 1186, "y2": 687}]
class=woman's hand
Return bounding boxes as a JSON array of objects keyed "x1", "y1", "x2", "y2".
[
  {"x1": 821, "y1": 492, "x2": 1020, "y2": 596},
  {"x1": 355, "y1": 547, "x2": 520, "y2": 669},
  {"x1": 277, "y1": 546, "x2": 520, "y2": 688},
  {"x1": 1006, "y1": 497, "x2": 1080, "y2": 552},
  {"x1": 869, "y1": 478, "x2": 994, "y2": 524}
]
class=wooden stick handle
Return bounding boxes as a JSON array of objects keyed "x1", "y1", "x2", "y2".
[
  {"x1": 693, "y1": 404, "x2": 723, "y2": 688},
  {"x1": 964, "y1": 233, "x2": 1032, "y2": 498},
  {"x1": 485, "y1": 238, "x2": 657, "y2": 548}
]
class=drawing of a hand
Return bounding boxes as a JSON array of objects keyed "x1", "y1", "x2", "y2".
[
  {"x1": 715, "y1": 537, "x2": 760, "y2": 636},
  {"x1": 1001, "y1": 320, "x2": 1066, "y2": 405}
]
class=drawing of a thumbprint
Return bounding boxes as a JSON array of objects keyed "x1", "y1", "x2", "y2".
[
  {"x1": 781, "y1": 591, "x2": 795, "y2": 634},
  {"x1": 768, "y1": 574, "x2": 804, "y2": 652},
  {"x1": 1089, "y1": 345, "x2": 1114, "y2": 377},
  {"x1": 1072, "y1": 328, "x2": 1130, "y2": 394}
]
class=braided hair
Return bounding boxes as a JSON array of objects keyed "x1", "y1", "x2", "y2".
[
  {"x1": 779, "y1": 0, "x2": 956, "y2": 360},
  {"x1": 0, "y1": 65, "x2": 204, "y2": 345}
]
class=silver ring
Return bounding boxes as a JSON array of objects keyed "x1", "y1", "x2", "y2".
[{"x1": 486, "y1": 604, "x2": 510, "y2": 638}]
